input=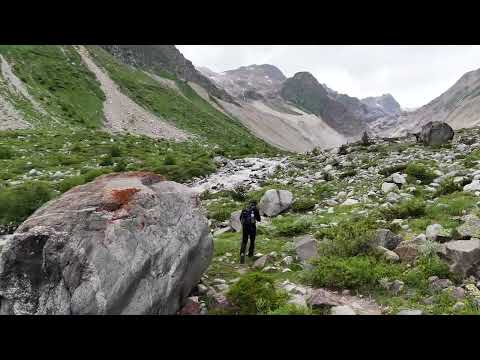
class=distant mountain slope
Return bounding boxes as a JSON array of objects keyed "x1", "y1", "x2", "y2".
[
  {"x1": 280, "y1": 72, "x2": 366, "y2": 137},
  {"x1": 199, "y1": 66, "x2": 347, "y2": 151},
  {"x1": 99, "y1": 45, "x2": 235, "y2": 103},
  {"x1": 371, "y1": 67, "x2": 480, "y2": 137},
  {"x1": 361, "y1": 94, "x2": 401, "y2": 117}
]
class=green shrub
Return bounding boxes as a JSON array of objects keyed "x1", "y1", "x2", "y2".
[
  {"x1": 272, "y1": 215, "x2": 313, "y2": 236},
  {"x1": 0, "y1": 146, "x2": 14, "y2": 159},
  {"x1": 382, "y1": 198, "x2": 426, "y2": 220},
  {"x1": 109, "y1": 145, "x2": 122, "y2": 158},
  {"x1": 100, "y1": 156, "x2": 113, "y2": 166},
  {"x1": 306, "y1": 255, "x2": 404, "y2": 291},
  {"x1": 113, "y1": 160, "x2": 126, "y2": 172},
  {"x1": 434, "y1": 178, "x2": 462, "y2": 197},
  {"x1": 268, "y1": 303, "x2": 313, "y2": 315},
  {"x1": 163, "y1": 154, "x2": 176, "y2": 166},
  {"x1": 58, "y1": 175, "x2": 85, "y2": 193},
  {"x1": 406, "y1": 161, "x2": 436, "y2": 184},
  {"x1": 227, "y1": 272, "x2": 288, "y2": 314},
  {"x1": 0, "y1": 181, "x2": 54, "y2": 226},
  {"x1": 83, "y1": 168, "x2": 111, "y2": 182},
  {"x1": 402, "y1": 255, "x2": 451, "y2": 289},
  {"x1": 317, "y1": 217, "x2": 378, "y2": 257},
  {"x1": 339, "y1": 169, "x2": 357, "y2": 178},
  {"x1": 379, "y1": 164, "x2": 407, "y2": 177},
  {"x1": 292, "y1": 198, "x2": 317, "y2": 212},
  {"x1": 227, "y1": 185, "x2": 247, "y2": 202}
]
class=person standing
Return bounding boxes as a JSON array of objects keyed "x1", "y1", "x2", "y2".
[{"x1": 239, "y1": 200, "x2": 261, "y2": 264}]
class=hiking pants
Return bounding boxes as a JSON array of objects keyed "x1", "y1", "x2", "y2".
[{"x1": 240, "y1": 224, "x2": 256, "y2": 257}]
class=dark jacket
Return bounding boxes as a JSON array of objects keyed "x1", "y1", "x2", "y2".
[{"x1": 240, "y1": 206, "x2": 261, "y2": 226}]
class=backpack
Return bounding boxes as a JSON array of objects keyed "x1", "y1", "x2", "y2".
[{"x1": 240, "y1": 207, "x2": 256, "y2": 226}]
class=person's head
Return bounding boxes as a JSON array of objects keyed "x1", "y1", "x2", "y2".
[{"x1": 249, "y1": 200, "x2": 257, "y2": 208}]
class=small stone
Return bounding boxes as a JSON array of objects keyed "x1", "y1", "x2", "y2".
[
  {"x1": 214, "y1": 283, "x2": 229, "y2": 292},
  {"x1": 452, "y1": 302, "x2": 465, "y2": 311},
  {"x1": 464, "y1": 180, "x2": 480, "y2": 192},
  {"x1": 397, "y1": 309, "x2": 423, "y2": 315},
  {"x1": 331, "y1": 305, "x2": 356, "y2": 315},
  {"x1": 197, "y1": 284, "x2": 208, "y2": 295},
  {"x1": 212, "y1": 278, "x2": 227, "y2": 285},
  {"x1": 382, "y1": 182, "x2": 399, "y2": 194},
  {"x1": 426, "y1": 224, "x2": 451, "y2": 243},
  {"x1": 342, "y1": 198, "x2": 359, "y2": 206},
  {"x1": 392, "y1": 173, "x2": 406, "y2": 185},
  {"x1": 281, "y1": 256, "x2": 294, "y2": 266}
]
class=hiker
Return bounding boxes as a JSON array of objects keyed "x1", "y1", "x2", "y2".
[{"x1": 239, "y1": 200, "x2": 261, "y2": 264}]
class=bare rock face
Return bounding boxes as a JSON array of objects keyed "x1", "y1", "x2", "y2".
[
  {"x1": 420, "y1": 121, "x2": 454, "y2": 146},
  {"x1": 0, "y1": 172, "x2": 213, "y2": 315},
  {"x1": 229, "y1": 210, "x2": 242, "y2": 232}
]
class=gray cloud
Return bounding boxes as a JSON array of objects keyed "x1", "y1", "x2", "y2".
[{"x1": 176, "y1": 45, "x2": 480, "y2": 109}]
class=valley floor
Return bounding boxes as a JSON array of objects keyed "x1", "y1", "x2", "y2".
[{"x1": 191, "y1": 127, "x2": 480, "y2": 315}]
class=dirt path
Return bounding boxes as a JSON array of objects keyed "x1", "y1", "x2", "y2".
[{"x1": 76, "y1": 46, "x2": 189, "y2": 141}]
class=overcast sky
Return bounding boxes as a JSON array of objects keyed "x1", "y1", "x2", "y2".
[{"x1": 176, "y1": 45, "x2": 480, "y2": 109}]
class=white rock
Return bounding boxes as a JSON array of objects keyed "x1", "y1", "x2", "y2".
[
  {"x1": 464, "y1": 180, "x2": 480, "y2": 192},
  {"x1": 392, "y1": 173, "x2": 406, "y2": 185},
  {"x1": 386, "y1": 192, "x2": 401, "y2": 203},
  {"x1": 331, "y1": 305, "x2": 356, "y2": 315},
  {"x1": 382, "y1": 182, "x2": 398, "y2": 194},
  {"x1": 342, "y1": 198, "x2": 359, "y2": 206}
]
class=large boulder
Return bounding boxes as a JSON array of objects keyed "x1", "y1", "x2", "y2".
[
  {"x1": 444, "y1": 239, "x2": 480, "y2": 278},
  {"x1": 0, "y1": 172, "x2": 213, "y2": 315},
  {"x1": 420, "y1": 121, "x2": 454, "y2": 146},
  {"x1": 258, "y1": 189, "x2": 294, "y2": 217}
]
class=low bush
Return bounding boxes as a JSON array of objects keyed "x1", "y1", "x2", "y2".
[
  {"x1": 382, "y1": 198, "x2": 426, "y2": 220},
  {"x1": 267, "y1": 303, "x2": 313, "y2": 315},
  {"x1": 227, "y1": 272, "x2": 288, "y2": 314},
  {"x1": 405, "y1": 161, "x2": 436, "y2": 184},
  {"x1": 292, "y1": 197, "x2": 317, "y2": 212},
  {"x1": 57, "y1": 175, "x2": 85, "y2": 193},
  {"x1": 0, "y1": 146, "x2": 14, "y2": 159},
  {"x1": 434, "y1": 178, "x2": 462, "y2": 197},
  {"x1": 0, "y1": 181, "x2": 54, "y2": 227},
  {"x1": 316, "y1": 217, "x2": 378, "y2": 257},
  {"x1": 306, "y1": 255, "x2": 404, "y2": 291},
  {"x1": 379, "y1": 163, "x2": 407, "y2": 177},
  {"x1": 272, "y1": 215, "x2": 313, "y2": 236}
]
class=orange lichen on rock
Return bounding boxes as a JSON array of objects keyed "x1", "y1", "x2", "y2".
[
  {"x1": 98, "y1": 187, "x2": 140, "y2": 212},
  {"x1": 111, "y1": 188, "x2": 140, "y2": 207}
]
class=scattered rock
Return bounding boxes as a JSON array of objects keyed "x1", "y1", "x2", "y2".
[
  {"x1": 374, "y1": 229, "x2": 403, "y2": 250},
  {"x1": 456, "y1": 214, "x2": 480, "y2": 239},
  {"x1": 253, "y1": 255, "x2": 272, "y2": 269},
  {"x1": 394, "y1": 242, "x2": 420, "y2": 263},
  {"x1": 428, "y1": 276, "x2": 453, "y2": 291},
  {"x1": 392, "y1": 173, "x2": 406, "y2": 185},
  {"x1": 464, "y1": 180, "x2": 480, "y2": 193},
  {"x1": 229, "y1": 210, "x2": 242, "y2": 232},
  {"x1": 444, "y1": 239, "x2": 480, "y2": 278},
  {"x1": 397, "y1": 309, "x2": 423, "y2": 315},
  {"x1": 342, "y1": 198, "x2": 359, "y2": 206},
  {"x1": 294, "y1": 235, "x2": 318, "y2": 262},
  {"x1": 331, "y1": 305, "x2": 356, "y2": 315},
  {"x1": 376, "y1": 246, "x2": 400, "y2": 262},
  {"x1": 382, "y1": 182, "x2": 399, "y2": 194},
  {"x1": 426, "y1": 224, "x2": 451, "y2": 243},
  {"x1": 452, "y1": 302, "x2": 465, "y2": 312}
]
